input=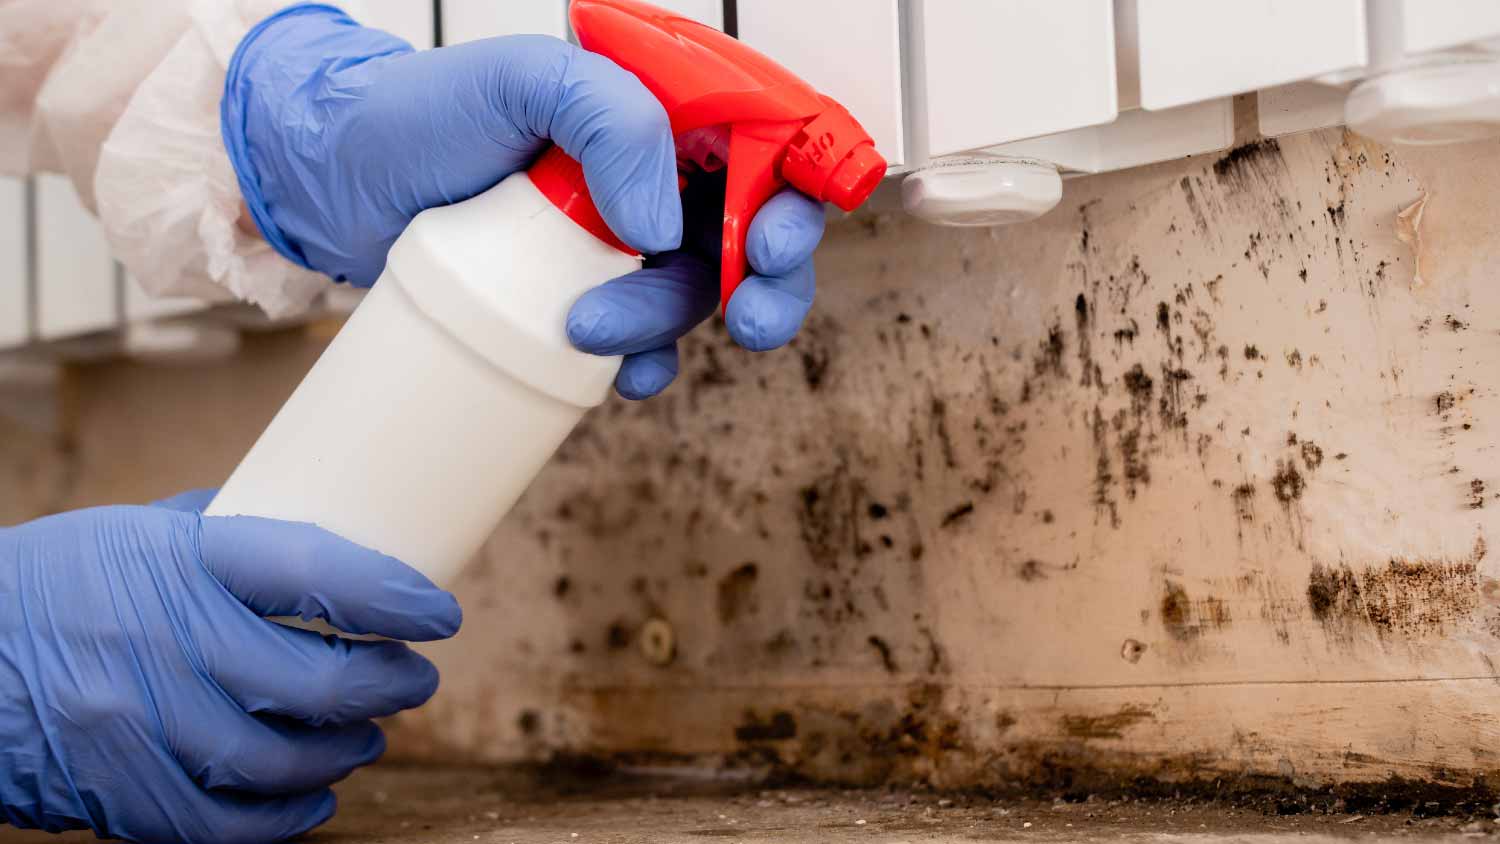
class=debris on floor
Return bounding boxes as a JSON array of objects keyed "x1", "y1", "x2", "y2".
[{"x1": 5, "y1": 763, "x2": 1499, "y2": 843}]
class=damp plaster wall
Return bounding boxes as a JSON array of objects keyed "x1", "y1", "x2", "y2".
[{"x1": 2, "y1": 127, "x2": 1497, "y2": 789}]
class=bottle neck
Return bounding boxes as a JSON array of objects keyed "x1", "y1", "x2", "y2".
[{"x1": 526, "y1": 146, "x2": 638, "y2": 256}]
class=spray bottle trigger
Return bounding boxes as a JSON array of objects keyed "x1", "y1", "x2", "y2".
[{"x1": 718, "y1": 121, "x2": 801, "y2": 309}]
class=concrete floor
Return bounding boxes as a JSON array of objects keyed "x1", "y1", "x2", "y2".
[{"x1": 3, "y1": 764, "x2": 1500, "y2": 843}]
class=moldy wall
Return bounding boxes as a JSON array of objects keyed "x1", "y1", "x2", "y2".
[{"x1": 2, "y1": 127, "x2": 1497, "y2": 790}]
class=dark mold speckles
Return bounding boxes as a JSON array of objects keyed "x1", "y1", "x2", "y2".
[
  {"x1": 1308, "y1": 555, "x2": 1482, "y2": 640},
  {"x1": 796, "y1": 464, "x2": 865, "y2": 569},
  {"x1": 1232, "y1": 483, "x2": 1257, "y2": 523},
  {"x1": 1471, "y1": 479, "x2": 1487, "y2": 510},
  {"x1": 1160, "y1": 581, "x2": 1231, "y2": 641},
  {"x1": 1075, "y1": 292, "x2": 1098, "y2": 388},
  {"x1": 517, "y1": 709, "x2": 541, "y2": 737},
  {"x1": 554, "y1": 575, "x2": 573, "y2": 599},
  {"x1": 940, "y1": 501, "x2": 975, "y2": 528},
  {"x1": 1285, "y1": 349, "x2": 1303, "y2": 369},
  {"x1": 687, "y1": 344, "x2": 738, "y2": 407},
  {"x1": 1122, "y1": 364, "x2": 1155, "y2": 420},
  {"x1": 1244, "y1": 345, "x2": 1261, "y2": 360},
  {"x1": 1120, "y1": 428, "x2": 1150, "y2": 499},
  {"x1": 1301, "y1": 441, "x2": 1324, "y2": 471},
  {"x1": 1155, "y1": 302, "x2": 1172, "y2": 335},
  {"x1": 606, "y1": 621, "x2": 632, "y2": 651},
  {"x1": 800, "y1": 349, "x2": 830, "y2": 391},
  {"x1": 1016, "y1": 559, "x2": 1048, "y2": 582},
  {"x1": 1091, "y1": 408, "x2": 1120, "y2": 529},
  {"x1": 930, "y1": 397, "x2": 957, "y2": 470},
  {"x1": 1271, "y1": 460, "x2": 1305, "y2": 505},
  {"x1": 1446, "y1": 314, "x2": 1470, "y2": 332},
  {"x1": 1325, "y1": 201, "x2": 1346, "y2": 228},
  {"x1": 1179, "y1": 176, "x2": 1210, "y2": 234},
  {"x1": 734, "y1": 711, "x2": 797, "y2": 742},
  {"x1": 1211, "y1": 139, "x2": 1284, "y2": 191},
  {"x1": 867, "y1": 635, "x2": 898, "y2": 673},
  {"x1": 1159, "y1": 367, "x2": 1194, "y2": 429},
  {"x1": 1059, "y1": 705, "x2": 1156, "y2": 740},
  {"x1": 716, "y1": 562, "x2": 760, "y2": 624},
  {"x1": 1436, "y1": 391, "x2": 1457, "y2": 413},
  {"x1": 1113, "y1": 321, "x2": 1139, "y2": 346},
  {"x1": 1034, "y1": 321, "x2": 1067, "y2": 379}
]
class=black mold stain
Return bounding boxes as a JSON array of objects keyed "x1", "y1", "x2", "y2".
[
  {"x1": 1123, "y1": 364, "x2": 1155, "y2": 415},
  {"x1": 606, "y1": 621, "x2": 632, "y2": 651},
  {"x1": 1059, "y1": 705, "x2": 1156, "y2": 740},
  {"x1": 734, "y1": 710, "x2": 798, "y2": 742},
  {"x1": 554, "y1": 576, "x2": 573, "y2": 599},
  {"x1": 1471, "y1": 479, "x2": 1487, "y2": 510},
  {"x1": 1159, "y1": 367, "x2": 1193, "y2": 429},
  {"x1": 1091, "y1": 408, "x2": 1121, "y2": 529},
  {"x1": 1271, "y1": 461, "x2": 1305, "y2": 505},
  {"x1": 1301, "y1": 441, "x2": 1324, "y2": 471},
  {"x1": 1211, "y1": 139, "x2": 1283, "y2": 190},
  {"x1": 941, "y1": 502, "x2": 975, "y2": 528},
  {"x1": 1436, "y1": 391, "x2": 1457, "y2": 413},
  {"x1": 717, "y1": 562, "x2": 760, "y2": 624},
  {"x1": 1308, "y1": 556, "x2": 1481, "y2": 638},
  {"x1": 1232, "y1": 483, "x2": 1257, "y2": 523},
  {"x1": 867, "y1": 635, "x2": 898, "y2": 673},
  {"x1": 1244, "y1": 345, "x2": 1261, "y2": 360},
  {"x1": 1017, "y1": 559, "x2": 1048, "y2": 582},
  {"x1": 517, "y1": 709, "x2": 541, "y2": 736},
  {"x1": 1179, "y1": 176, "x2": 1210, "y2": 234},
  {"x1": 1326, "y1": 201, "x2": 1346, "y2": 228},
  {"x1": 1160, "y1": 581, "x2": 1231, "y2": 641}
]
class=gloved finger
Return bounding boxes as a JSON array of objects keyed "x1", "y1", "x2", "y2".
[
  {"x1": 614, "y1": 345, "x2": 679, "y2": 401},
  {"x1": 724, "y1": 260, "x2": 817, "y2": 352},
  {"x1": 176, "y1": 709, "x2": 384, "y2": 795},
  {"x1": 566, "y1": 252, "x2": 718, "y2": 356},
  {"x1": 199, "y1": 516, "x2": 462, "y2": 641},
  {"x1": 747, "y1": 188, "x2": 826, "y2": 278},
  {"x1": 209, "y1": 629, "x2": 441, "y2": 726},
  {"x1": 151, "y1": 488, "x2": 219, "y2": 513},
  {"x1": 511, "y1": 40, "x2": 681, "y2": 253},
  {"x1": 185, "y1": 787, "x2": 336, "y2": 844}
]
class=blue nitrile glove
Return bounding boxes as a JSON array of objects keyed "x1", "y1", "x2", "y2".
[
  {"x1": 222, "y1": 4, "x2": 825, "y2": 401},
  {"x1": 0, "y1": 490, "x2": 462, "y2": 843}
]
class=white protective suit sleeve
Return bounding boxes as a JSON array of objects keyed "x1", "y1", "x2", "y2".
[{"x1": 1, "y1": 0, "x2": 370, "y2": 317}]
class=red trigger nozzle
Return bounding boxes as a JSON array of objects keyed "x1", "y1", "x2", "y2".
[{"x1": 536, "y1": 0, "x2": 890, "y2": 303}]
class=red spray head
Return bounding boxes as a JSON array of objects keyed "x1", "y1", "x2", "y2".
[{"x1": 529, "y1": 0, "x2": 888, "y2": 307}]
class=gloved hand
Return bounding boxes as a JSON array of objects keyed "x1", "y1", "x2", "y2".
[
  {"x1": 222, "y1": 5, "x2": 825, "y2": 400},
  {"x1": 0, "y1": 490, "x2": 462, "y2": 843}
]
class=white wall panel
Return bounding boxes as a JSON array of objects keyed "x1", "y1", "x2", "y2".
[
  {"x1": 362, "y1": 0, "x2": 436, "y2": 49},
  {"x1": 910, "y1": 0, "x2": 1117, "y2": 158},
  {"x1": 1135, "y1": 0, "x2": 1366, "y2": 110},
  {"x1": 444, "y1": 0, "x2": 567, "y2": 42},
  {"x1": 994, "y1": 99, "x2": 1232, "y2": 175},
  {"x1": 1259, "y1": 82, "x2": 1349, "y2": 139},
  {"x1": 1401, "y1": 0, "x2": 1500, "y2": 54}
]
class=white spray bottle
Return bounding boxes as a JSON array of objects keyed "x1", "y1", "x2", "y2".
[{"x1": 206, "y1": 0, "x2": 888, "y2": 588}]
